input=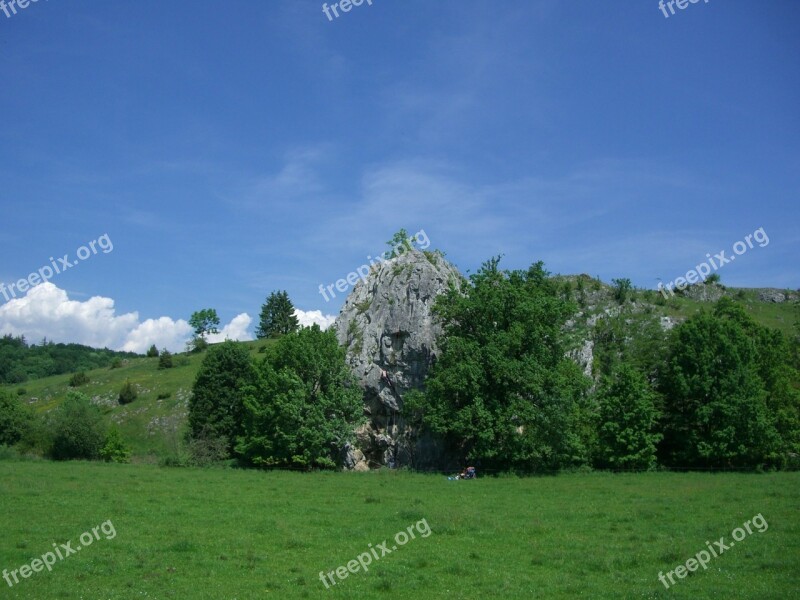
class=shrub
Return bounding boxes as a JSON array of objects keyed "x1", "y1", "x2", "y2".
[
  {"x1": 157, "y1": 392, "x2": 171, "y2": 400},
  {"x1": 69, "y1": 371, "x2": 90, "y2": 387},
  {"x1": 0, "y1": 390, "x2": 35, "y2": 446},
  {"x1": 118, "y1": 380, "x2": 138, "y2": 405},
  {"x1": 158, "y1": 349, "x2": 174, "y2": 370},
  {"x1": 16, "y1": 388, "x2": 26, "y2": 396},
  {"x1": 109, "y1": 357, "x2": 122, "y2": 370},
  {"x1": 49, "y1": 391, "x2": 106, "y2": 460},
  {"x1": 146, "y1": 344, "x2": 159, "y2": 358},
  {"x1": 186, "y1": 336, "x2": 208, "y2": 354},
  {"x1": 612, "y1": 278, "x2": 632, "y2": 304},
  {"x1": 100, "y1": 427, "x2": 132, "y2": 463}
]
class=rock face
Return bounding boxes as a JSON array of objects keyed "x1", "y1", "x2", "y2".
[{"x1": 333, "y1": 249, "x2": 462, "y2": 470}]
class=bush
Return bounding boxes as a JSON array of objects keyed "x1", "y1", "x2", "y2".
[
  {"x1": 0, "y1": 390, "x2": 35, "y2": 446},
  {"x1": 186, "y1": 336, "x2": 208, "y2": 354},
  {"x1": 49, "y1": 391, "x2": 106, "y2": 460},
  {"x1": 69, "y1": 371, "x2": 90, "y2": 387},
  {"x1": 157, "y1": 392, "x2": 171, "y2": 400},
  {"x1": 146, "y1": 344, "x2": 159, "y2": 358},
  {"x1": 16, "y1": 388, "x2": 26, "y2": 396},
  {"x1": 612, "y1": 278, "x2": 632, "y2": 304},
  {"x1": 118, "y1": 380, "x2": 138, "y2": 405},
  {"x1": 100, "y1": 427, "x2": 131, "y2": 463},
  {"x1": 158, "y1": 349, "x2": 174, "y2": 370}
]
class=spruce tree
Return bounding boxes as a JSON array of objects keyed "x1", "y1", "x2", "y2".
[{"x1": 256, "y1": 291, "x2": 299, "y2": 338}]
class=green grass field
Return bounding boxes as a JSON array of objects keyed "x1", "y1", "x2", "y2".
[{"x1": 0, "y1": 461, "x2": 797, "y2": 599}]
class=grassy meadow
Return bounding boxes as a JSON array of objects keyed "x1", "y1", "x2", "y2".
[{"x1": 0, "y1": 461, "x2": 797, "y2": 599}]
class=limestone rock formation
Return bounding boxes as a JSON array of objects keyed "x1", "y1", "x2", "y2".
[{"x1": 333, "y1": 248, "x2": 462, "y2": 470}]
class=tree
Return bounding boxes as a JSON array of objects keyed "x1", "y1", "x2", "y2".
[
  {"x1": 146, "y1": 345, "x2": 159, "y2": 358},
  {"x1": 0, "y1": 390, "x2": 34, "y2": 446},
  {"x1": 118, "y1": 380, "x2": 138, "y2": 405},
  {"x1": 158, "y1": 349, "x2": 173, "y2": 370},
  {"x1": 594, "y1": 364, "x2": 661, "y2": 470},
  {"x1": 49, "y1": 391, "x2": 106, "y2": 460},
  {"x1": 237, "y1": 325, "x2": 364, "y2": 470},
  {"x1": 658, "y1": 300, "x2": 785, "y2": 468},
  {"x1": 188, "y1": 341, "x2": 256, "y2": 460},
  {"x1": 100, "y1": 427, "x2": 131, "y2": 463},
  {"x1": 405, "y1": 258, "x2": 592, "y2": 473},
  {"x1": 385, "y1": 228, "x2": 412, "y2": 259},
  {"x1": 256, "y1": 291, "x2": 299, "y2": 338},
  {"x1": 189, "y1": 309, "x2": 220, "y2": 338}
]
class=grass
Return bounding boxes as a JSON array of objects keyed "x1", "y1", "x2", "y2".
[
  {"x1": 4, "y1": 340, "x2": 275, "y2": 460},
  {"x1": 0, "y1": 461, "x2": 797, "y2": 599}
]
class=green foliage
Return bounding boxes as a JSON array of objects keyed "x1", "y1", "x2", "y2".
[
  {"x1": 158, "y1": 349, "x2": 174, "y2": 370},
  {"x1": 237, "y1": 325, "x2": 365, "y2": 470},
  {"x1": 146, "y1": 344, "x2": 159, "y2": 358},
  {"x1": 189, "y1": 308, "x2": 221, "y2": 337},
  {"x1": 611, "y1": 278, "x2": 632, "y2": 304},
  {"x1": 118, "y1": 380, "x2": 138, "y2": 405},
  {"x1": 706, "y1": 273, "x2": 721, "y2": 285},
  {"x1": 594, "y1": 364, "x2": 661, "y2": 470},
  {"x1": 0, "y1": 390, "x2": 35, "y2": 446},
  {"x1": 68, "y1": 371, "x2": 90, "y2": 387},
  {"x1": 100, "y1": 427, "x2": 132, "y2": 463},
  {"x1": 186, "y1": 336, "x2": 208, "y2": 354},
  {"x1": 658, "y1": 298, "x2": 796, "y2": 468},
  {"x1": 0, "y1": 334, "x2": 137, "y2": 384},
  {"x1": 48, "y1": 391, "x2": 106, "y2": 460},
  {"x1": 592, "y1": 310, "x2": 669, "y2": 381},
  {"x1": 256, "y1": 291, "x2": 299, "y2": 338},
  {"x1": 354, "y1": 299, "x2": 372, "y2": 314},
  {"x1": 422, "y1": 250, "x2": 439, "y2": 266},
  {"x1": 385, "y1": 228, "x2": 412, "y2": 259},
  {"x1": 407, "y1": 258, "x2": 592, "y2": 472},
  {"x1": 188, "y1": 341, "x2": 256, "y2": 459},
  {"x1": 109, "y1": 357, "x2": 123, "y2": 369}
]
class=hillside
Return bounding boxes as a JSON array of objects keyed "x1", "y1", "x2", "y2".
[{"x1": 2, "y1": 279, "x2": 797, "y2": 462}]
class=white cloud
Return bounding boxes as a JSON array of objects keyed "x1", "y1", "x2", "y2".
[
  {"x1": 0, "y1": 283, "x2": 252, "y2": 354},
  {"x1": 206, "y1": 313, "x2": 253, "y2": 344},
  {"x1": 294, "y1": 308, "x2": 336, "y2": 330},
  {"x1": 121, "y1": 317, "x2": 193, "y2": 354}
]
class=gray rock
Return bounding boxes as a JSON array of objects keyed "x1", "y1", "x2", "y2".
[
  {"x1": 334, "y1": 248, "x2": 462, "y2": 470},
  {"x1": 758, "y1": 289, "x2": 789, "y2": 303}
]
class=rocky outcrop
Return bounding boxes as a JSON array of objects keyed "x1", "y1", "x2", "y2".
[{"x1": 333, "y1": 248, "x2": 462, "y2": 470}]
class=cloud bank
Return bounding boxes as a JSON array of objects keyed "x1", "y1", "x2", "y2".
[{"x1": 0, "y1": 283, "x2": 337, "y2": 353}]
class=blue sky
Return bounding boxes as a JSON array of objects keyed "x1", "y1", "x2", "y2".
[{"x1": 1, "y1": 0, "x2": 798, "y2": 352}]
